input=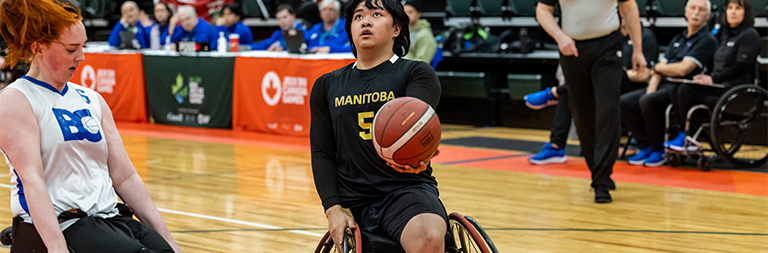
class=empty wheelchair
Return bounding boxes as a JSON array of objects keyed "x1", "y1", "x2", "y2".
[
  {"x1": 665, "y1": 84, "x2": 768, "y2": 171},
  {"x1": 314, "y1": 212, "x2": 498, "y2": 253}
]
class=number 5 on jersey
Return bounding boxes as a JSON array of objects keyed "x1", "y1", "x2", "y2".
[{"x1": 358, "y1": 111, "x2": 374, "y2": 140}]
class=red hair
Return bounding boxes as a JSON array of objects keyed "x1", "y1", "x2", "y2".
[{"x1": 0, "y1": 0, "x2": 82, "y2": 68}]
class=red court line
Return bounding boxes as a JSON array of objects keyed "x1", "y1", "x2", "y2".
[{"x1": 116, "y1": 122, "x2": 768, "y2": 196}]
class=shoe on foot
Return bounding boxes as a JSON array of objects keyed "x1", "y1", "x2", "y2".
[
  {"x1": 628, "y1": 147, "x2": 653, "y2": 165},
  {"x1": 529, "y1": 143, "x2": 567, "y2": 165},
  {"x1": 594, "y1": 186, "x2": 612, "y2": 203},
  {"x1": 524, "y1": 87, "x2": 558, "y2": 110},
  {"x1": 664, "y1": 132, "x2": 698, "y2": 151},
  {"x1": 643, "y1": 150, "x2": 666, "y2": 167}
]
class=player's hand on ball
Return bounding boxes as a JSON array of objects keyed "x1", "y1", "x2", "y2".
[{"x1": 388, "y1": 149, "x2": 440, "y2": 174}]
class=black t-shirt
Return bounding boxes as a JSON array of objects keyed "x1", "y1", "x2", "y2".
[
  {"x1": 622, "y1": 26, "x2": 659, "y2": 69},
  {"x1": 310, "y1": 56, "x2": 441, "y2": 210},
  {"x1": 663, "y1": 27, "x2": 718, "y2": 79},
  {"x1": 710, "y1": 25, "x2": 760, "y2": 87}
]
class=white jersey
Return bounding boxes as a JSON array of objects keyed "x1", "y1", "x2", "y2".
[{"x1": 1, "y1": 76, "x2": 119, "y2": 228}]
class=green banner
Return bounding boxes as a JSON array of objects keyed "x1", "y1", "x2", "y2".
[{"x1": 144, "y1": 55, "x2": 234, "y2": 128}]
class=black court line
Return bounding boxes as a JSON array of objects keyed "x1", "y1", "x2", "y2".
[
  {"x1": 483, "y1": 228, "x2": 768, "y2": 236},
  {"x1": 168, "y1": 227, "x2": 768, "y2": 236},
  {"x1": 171, "y1": 228, "x2": 327, "y2": 233},
  {"x1": 439, "y1": 154, "x2": 530, "y2": 165}
]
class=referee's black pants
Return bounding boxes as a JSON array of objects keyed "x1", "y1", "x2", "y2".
[{"x1": 559, "y1": 30, "x2": 622, "y2": 189}]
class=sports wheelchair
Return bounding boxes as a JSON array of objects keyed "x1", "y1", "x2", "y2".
[
  {"x1": 314, "y1": 212, "x2": 498, "y2": 253},
  {"x1": 664, "y1": 84, "x2": 768, "y2": 171}
]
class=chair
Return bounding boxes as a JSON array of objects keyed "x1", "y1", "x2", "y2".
[
  {"x1": 314, "y1": 212, "x2": 499, "y2": 253},
  {"x1": 478, "y1": 0, "x2": 505, "y2": 16},
  {"x1": 510, "y1": 0, "x2": 538, "y2": 16},
  {"x1": 751, "y1": 0, "x2": 767, "y2": 16},
  {"x1": 446, "y1": 0, "x2": 478, "y2": 17},
  {"x1": 654, "y1": 0, "x2": 686, "y2": 17}
]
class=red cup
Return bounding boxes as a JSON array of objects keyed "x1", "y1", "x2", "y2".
[{"x1": 229, "y1": 34, "x2": 240, "y2": 52}]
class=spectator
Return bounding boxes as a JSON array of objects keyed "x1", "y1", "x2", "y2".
[
  {"x1": 216, "y1": 3, "x2": 255, "y2": 45},
  {"x1": 525, "y1": 17, "x2": 659, "y2": 164},
  {"x1": 620, "y1": 0, "x2": 716, "y2": 167},
  {"x1": 0, "y1": 0, "x2": 182, "y2": 252},
  {"x1": 665, "y1": 0, "x2": 760, "y2": 151},
  {"x1": 108, "y1": 1, "x2": 149, "y2": 49},
  {"x1": 251, "y1": 4, "x2": 303, "y2": 51},
  {"x1": 169, "y1": 5, "x2": 219, "y2": 51},
  {"x1": 145, "y1": 2, "x2": 173, "y2": 49},
  {"x1": 403, "y1": 1, "x2": 436, "y2": 63},
  {"x1": 305, "y1": 0, "x2": 351, "y2": 53}
]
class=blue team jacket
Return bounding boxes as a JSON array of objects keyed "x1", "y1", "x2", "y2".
[
  {"x1": 108, "y1": 21, "x2": 149, "y2": 48},
  {"x1": 305, "y1": 19, "x2": 350, "y2": 53},
  {"x1": 170, "y1": 18, "x2": 219, "y2": 50}
]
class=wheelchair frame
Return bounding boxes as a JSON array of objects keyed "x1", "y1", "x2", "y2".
[
  {"x1": 664, "y1": 84, "x2": 768, "y2": 171},
  {"x1": 314, "y1": 212, "x2": 498, "y2": 253}
]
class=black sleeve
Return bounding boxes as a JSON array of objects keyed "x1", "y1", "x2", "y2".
[
  {"x1": 310, "y1": 73, "x2": 341, "y2": 211},
  {"x1": 641, "y1": 28, "x2": 659, "y2": 66},
  {"x1": 712, "y1": 30, "x2": 761, "y2": 84},
  {"x1": 538, "y1": 0, "x2": 557, "y2": 7},
  {"x1": 685, "y1": 36, "x2": 718, "y2": 69},
  {"x1": 405, "y1": 62, "x2": 442, "y2": 109}
]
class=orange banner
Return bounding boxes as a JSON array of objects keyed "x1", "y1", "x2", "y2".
[
  {"x1": 233, "y1": 56, "x2": 355, "y2": 137},
  {"x1": 71, "y1": 52, "x2": 147, "y2": 123}
]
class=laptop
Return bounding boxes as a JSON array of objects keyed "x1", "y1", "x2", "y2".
[
  {"x1": 119, "y1": 31, "x2": 139, "y2": 49},
  {"x1": 283, "y1": 29, "x2": 307, "y2": 54}
]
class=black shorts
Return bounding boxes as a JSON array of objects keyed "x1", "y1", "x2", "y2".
[
  {"x1": 350, "y1": 183, "x2": 448, "y2": 244},
  {"x1": 11, "y1": 215, "x2": 173, "y2": 253}
]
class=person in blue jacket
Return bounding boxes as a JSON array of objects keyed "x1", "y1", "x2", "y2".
[
  {"x1": 251, "y1": 4, "x2": 302, "y2": 51},
  {"x1": 215, "y1": 3, "x2": 254, "y2": 45},
  {"x1": 168, "y1": 5, "x2": 218, "y2": 50},
  {"x1": 305, "y1": 0, "x2": 350, "y2": 53},
  {"x1": 145, "y1": 2, "x2": 173, "y2": 48},
  {"x1": 108, "y1": 1, "x2": 149, "y2": 49}
]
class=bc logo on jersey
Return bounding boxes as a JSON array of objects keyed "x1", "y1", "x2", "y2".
[{"x1": 52, "y1": 108, "x2": 102, "y2": 142}]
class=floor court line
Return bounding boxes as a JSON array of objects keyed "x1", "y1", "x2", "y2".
[{"x1": 156, "y1": 208, "x2": 325, "y2": 238}]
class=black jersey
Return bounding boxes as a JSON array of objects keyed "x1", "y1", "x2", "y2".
[{"x1": 310, "y1": 55, "x2": 441, "y2": 210}]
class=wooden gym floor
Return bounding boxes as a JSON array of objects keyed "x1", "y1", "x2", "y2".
[{"x1": 0, "y1": 122, "x2": 766, "y2": 252}]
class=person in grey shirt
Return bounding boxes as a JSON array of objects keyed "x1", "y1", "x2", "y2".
[{"x1": 536, "y1": 0, "x2": 647, "y2": 203}]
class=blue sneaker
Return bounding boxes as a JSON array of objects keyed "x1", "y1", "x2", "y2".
[
  {"x1": 643, "y1": 150, "x2": 666, "y2": 167},
  {"x1": 664, "y1": 132, "x2": 698, "y2": 151},
  {"x1": 524, "y1": 87, "x2": 558, "y2": 110},
  {"x1": 628, "y1": 147, "x2": 653, "y2": 165},
  {"x1": 529, "y1": 143, "x2": 567, "y2": 165}
]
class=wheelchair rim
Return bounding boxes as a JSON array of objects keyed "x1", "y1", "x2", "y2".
[
  {"x1": 449, "y1": 212, "x2": 491, "y2": 253},
  {"x1": 710, "y1": 85, "x2": 768, "y2": 168}
]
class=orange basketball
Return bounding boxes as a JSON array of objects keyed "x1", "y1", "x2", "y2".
[{"x1": 371, "y1": 97, "x2": 441, "y2": 167}]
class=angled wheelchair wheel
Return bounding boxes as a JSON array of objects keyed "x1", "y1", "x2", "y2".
[
  {"x1": 448, "y1": 212, "x2": 495, "y2": 253},
  {"x1": 710, "y1": 85, "x2": 768, "y2": 168},
  {"x1": 314, "y1": 224, "x2": 361, "y2": 253}
]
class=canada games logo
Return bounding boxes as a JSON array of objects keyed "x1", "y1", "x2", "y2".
[
  {"x1": 171, "y1": 73, "x2": 205, "y2": 104},
  {"x1": 261, "y1": 71, "x2": 308, "y2": 107}
]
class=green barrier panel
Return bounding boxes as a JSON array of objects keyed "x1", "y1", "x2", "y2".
[{"x1": 143, "y1": 55, "x2": 234, "y2": 128}]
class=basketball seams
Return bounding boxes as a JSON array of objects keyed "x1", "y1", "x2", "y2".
[
  {"x1": 394, "y1": 114, "x2": 440, "y2": 161},
  {"x1": 380, "y1": 106, "x2": 435, "y2": 163},
  {"x1": 378, "y1": 99, "x2": 417, "y2": 147}
]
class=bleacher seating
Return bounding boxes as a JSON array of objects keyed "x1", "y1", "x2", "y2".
[
  {"x1": 446, "y1": 0, "x2": 476, "y2": 17},
  {"x1": 507, "y1": 74, "x2": 542, "y2": 100},
  {"x1": 655, "y1": 0, "x2": 686, "y2": 17},
  {"x1": 510, "y1": 0, "x2": 538, "y2": 16}
]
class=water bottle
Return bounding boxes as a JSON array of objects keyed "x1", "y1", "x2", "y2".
[
  {"x1": 217, "y1": 32, "x2": 227, "y2": 53},
  {"x1": 163, "y1": 36, "x2": 172, "y2": 51},
  {"x1": 150, "y1": 25, "x2": 161, "y2": 50}
]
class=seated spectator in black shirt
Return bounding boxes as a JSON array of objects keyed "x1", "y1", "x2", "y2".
[
  {"x1": 108, "y1": 1, "x2": 149, "y2": 49},
  {"x1": 620, "y1": 0, "x2": 717, "y2": 167},
  {"x1": 665, "y1": 0, "x2": 760, "y2": 151}
]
